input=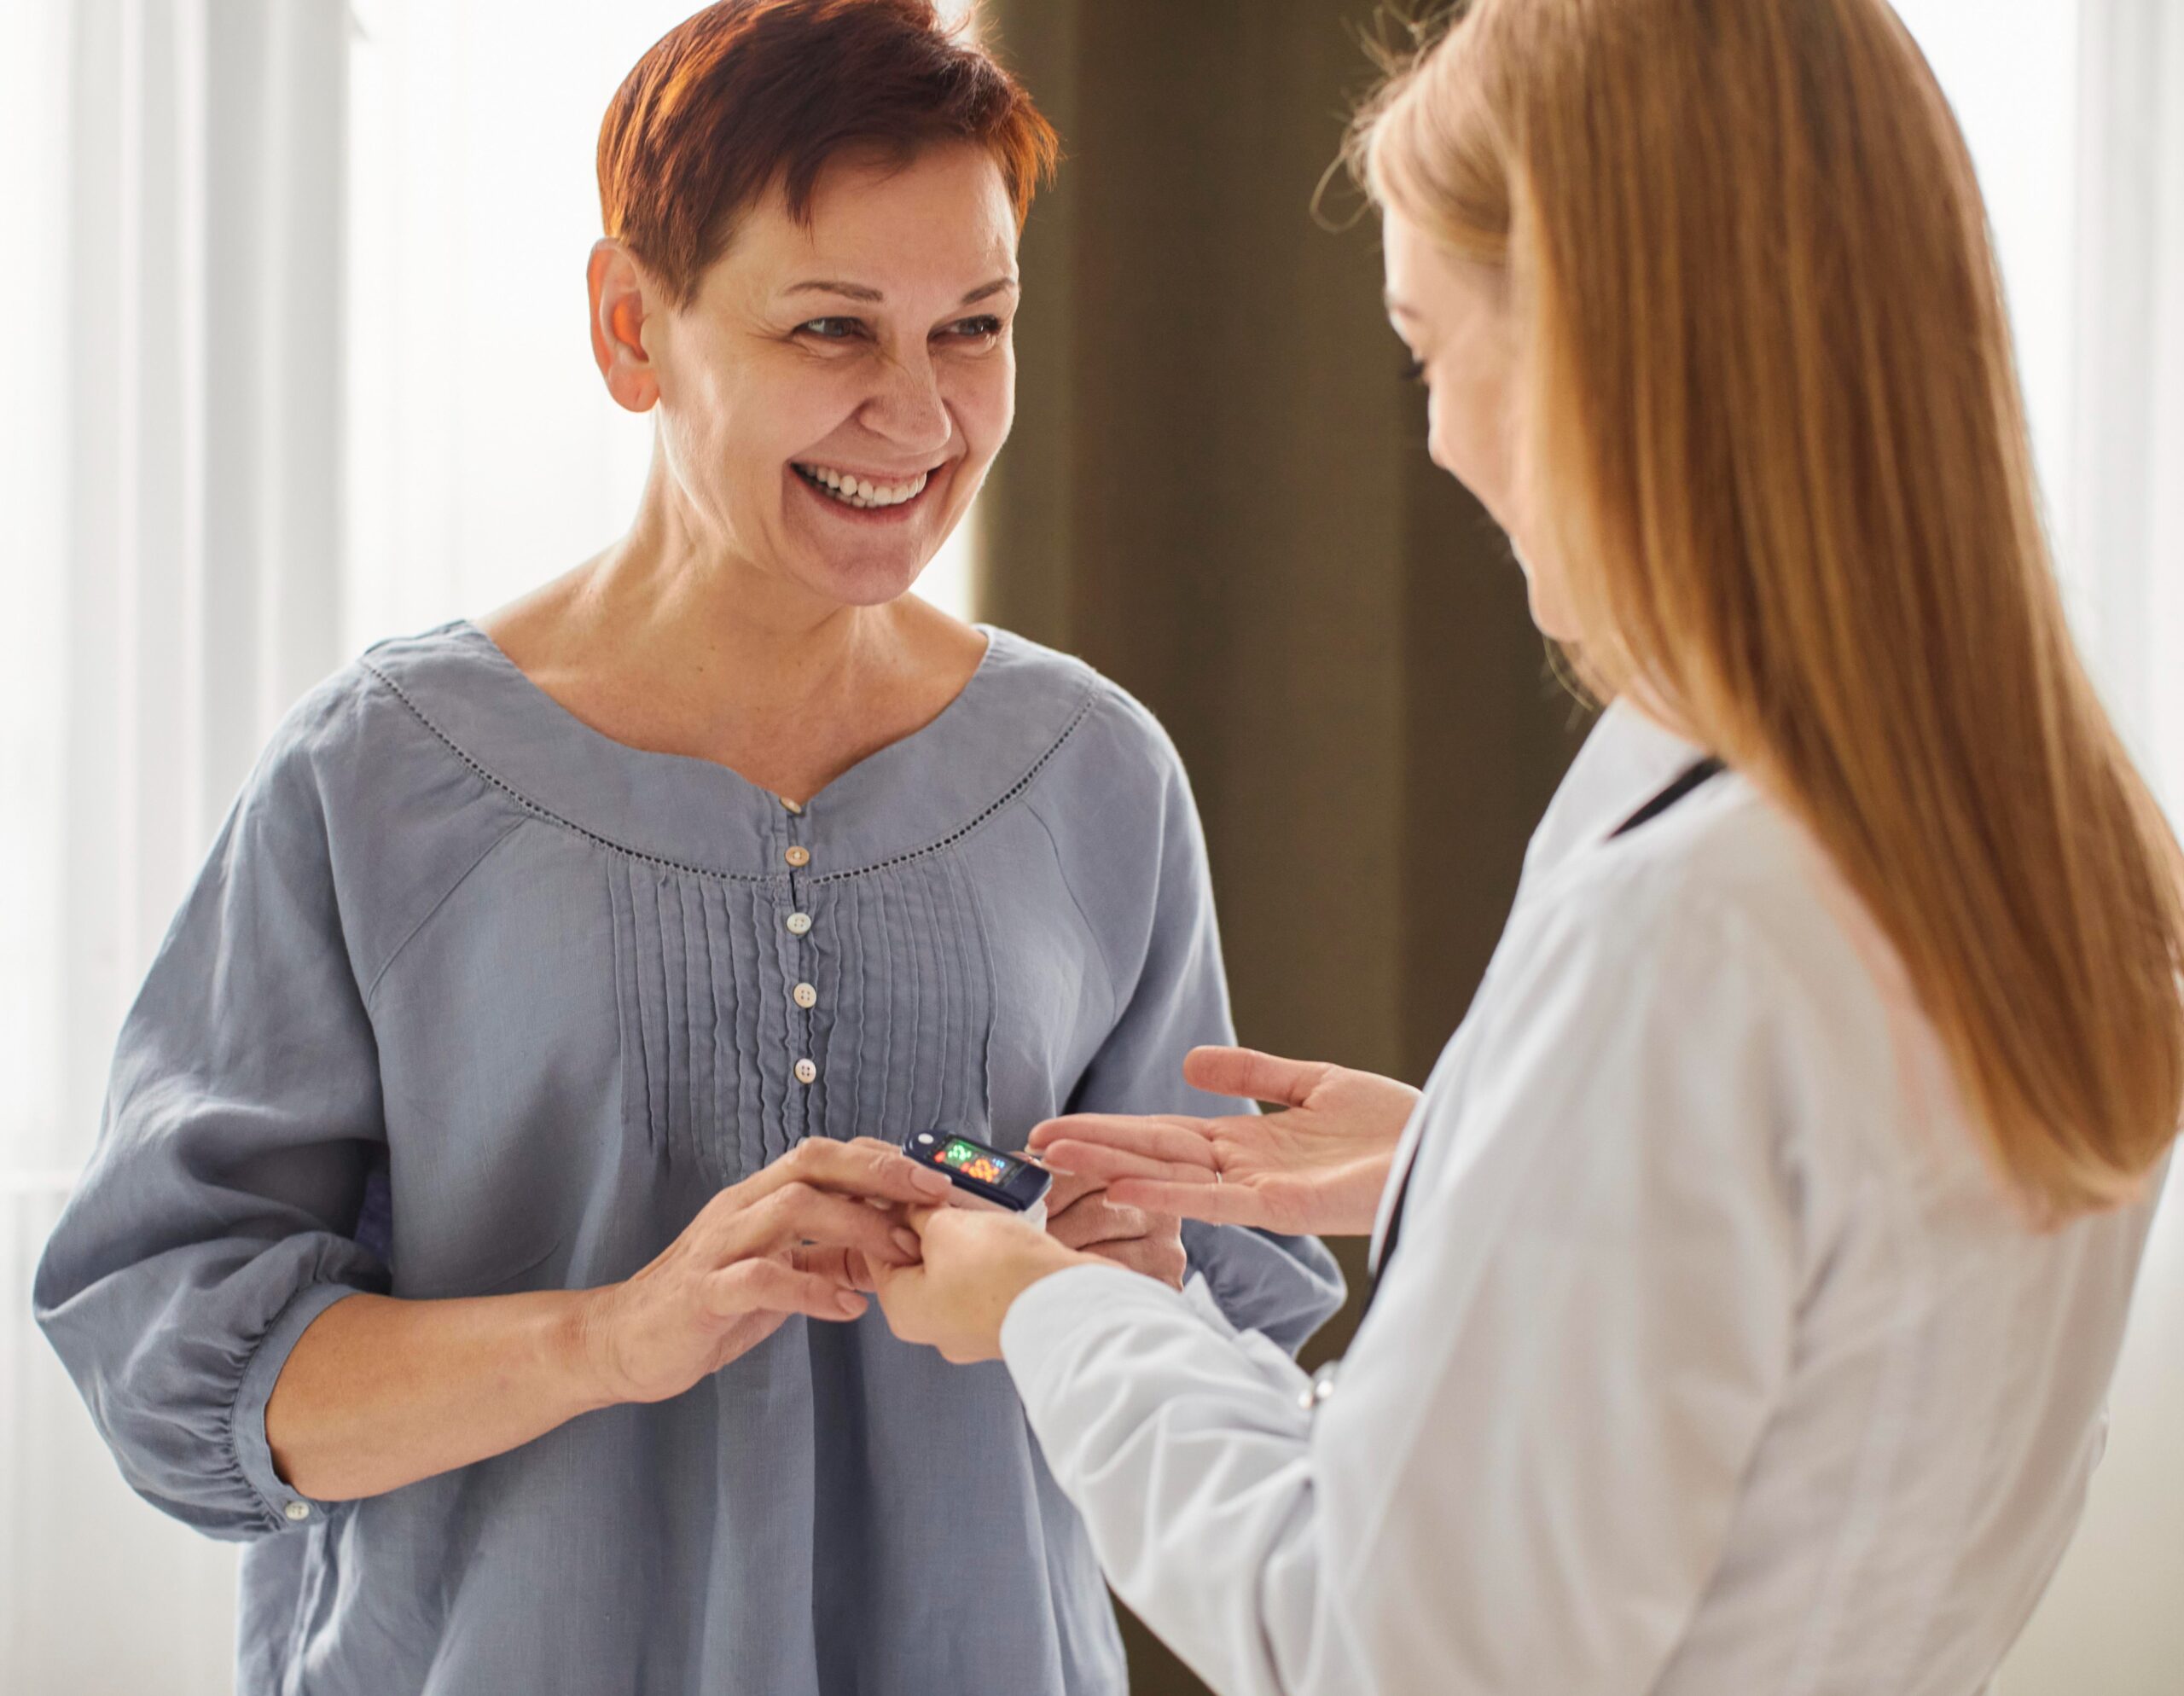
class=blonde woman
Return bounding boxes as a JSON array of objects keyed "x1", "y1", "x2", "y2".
[{"x1": 868, "y1": 1, "x2": 2184, "y2": 1691}]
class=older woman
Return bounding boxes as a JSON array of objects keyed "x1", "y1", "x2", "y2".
[{"x1": 32, "y1": 4, "x2": 1341, "y2": 1693}]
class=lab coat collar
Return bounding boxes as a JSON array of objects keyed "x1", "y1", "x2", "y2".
[
  {"x1": 1365, "y1": 699, "x2": 1709, "y2": 1271},
  {"x1": 1518, "y1": 699, "x2": 1711, "y2": 894}
]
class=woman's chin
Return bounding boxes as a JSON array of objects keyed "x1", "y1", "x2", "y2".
[
  {"x1": 787, "y1": 549, "x2": 933, "y2": 611},
  {"x1": 1527, "y1": 602, "x2": 1581, "y2": 646},
  {"x1": 777, "y1": 470, "x2": 962, "y2": 608},
  {"x1": 1519, "y1": 566, "x2": 1581, "y2": 644}
]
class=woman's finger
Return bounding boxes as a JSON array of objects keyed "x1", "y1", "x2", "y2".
[
  {"x1": 899, "y1": 1204, "x2": 949, "y2": 1237},
  {"x1": 740, "y1": 1136, "x2": 954, "y2": 1209},
  {"x1": 1048, "y1": 1194, "x2": 1151, "y2": 1250},
  {"x1": 1026, "y1": 1114, "x2": 1217, "y2": 1170},
  {"x1": 793, "y1": 1244, "x2": 883, "y2": 1292},
  {"x1": 705, "y1": 1257, "x2": 868, "y2": 1322},
  {"x1": 729, "y1": 1182, "x2": 923, "y2": 1267},
  {"x1": 1182, "y1": 1045, "x2": 1326, "y2": 1109},
  {"x1": 1107, "y1": 1176, "x2": 1270, "y2": 1227},
  {"x1": 1038, "y1": 1162, "x2": 1107, "y2": 1217},
  {"x1": 1037, "y1": 1137, "x2": 1208, "y2": 1188}
]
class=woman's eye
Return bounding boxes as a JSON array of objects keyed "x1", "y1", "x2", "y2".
[
  {"x1": 797, "y1": 317, "x2": 866, "y2": 342},
  {"x1": 943, "y1": 316, "x2": 1005, "y2": 343}
]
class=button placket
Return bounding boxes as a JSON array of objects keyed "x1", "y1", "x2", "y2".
[{"x1": 781, "y1": 806, "x2": 818, "y2": 1113}]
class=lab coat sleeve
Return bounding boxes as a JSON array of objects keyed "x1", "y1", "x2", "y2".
[{"x1": 1002, "y1": 886, "x2": 1801, "y2": 1696}]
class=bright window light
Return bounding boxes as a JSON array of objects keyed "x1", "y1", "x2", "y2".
[{"x1": 1890, "y1": 0, "x2": 2083, "y2": 591}]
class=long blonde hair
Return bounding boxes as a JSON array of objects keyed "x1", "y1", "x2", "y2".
[{"x1": 1353, "y1": 0, "x2": 2184, "y2": 1222}]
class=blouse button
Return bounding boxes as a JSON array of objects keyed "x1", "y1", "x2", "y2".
[
  {"x1": 780, "y1": 796, "x2": 804, "y2": 815},
  {"x1": 793, "y1": 982, "x2": 818, "y2": 1009},
  {"x1": 784, "y1": 845, "x2": 810, "y2": 868},
  {"x1": 283, "y1": 1501, "x2": 312, "y2": 1522},
  {"x1": 786, "y1": 912, "x2": 813, "y2": 937},
  {"x1": 794, "y1": 1059, "x2": 818, "y2": 1085}
]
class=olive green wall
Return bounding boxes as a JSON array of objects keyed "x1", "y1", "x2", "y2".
[{"x1": 977, "y1": 3, "x2": 1586, "y2": 1690}]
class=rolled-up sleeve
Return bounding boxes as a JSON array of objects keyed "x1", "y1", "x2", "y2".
[
  {"x1": 1057, "y1": 698, "x2": 1345, "y2": 1354},
  {"x1": 33, "y1": 712, "x2": 390, "y2": 1540}
]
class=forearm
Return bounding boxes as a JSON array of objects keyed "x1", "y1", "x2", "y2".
[{"x1": 265, "y1": 1289, "x2": 608, "y2": 1501}]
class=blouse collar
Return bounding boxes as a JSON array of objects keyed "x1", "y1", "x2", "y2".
[{"x1": 357, "y1": 620, "x2": 1101, "y2": 880}]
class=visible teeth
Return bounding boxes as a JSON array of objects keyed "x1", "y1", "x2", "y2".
[{"x1": 796, "y1": 463, "x2": 930, "y2": 509}]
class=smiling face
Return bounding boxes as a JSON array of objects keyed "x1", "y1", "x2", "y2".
[
  {"x1": 1381, "y1": 206, "x2": 1577, "y2": 642},
  {"x1": 593, "y1": 142, "x2": 1019, "y2": 610}
]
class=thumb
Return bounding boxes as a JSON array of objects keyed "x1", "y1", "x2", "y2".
[
  {"x1": 902, "y1": 1204, "x2": 950, "y2": 1239},
  {"x1": 1183, "y1": 1045, "x2": 1325, "y2": 1109}
]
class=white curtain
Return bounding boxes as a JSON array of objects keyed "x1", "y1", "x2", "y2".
[
  {"x1": 0, "y1": 0, "x2": 348, "y2": 1687},
  {"x1": 2000, "y1": 2, "x2": 2184, "y2": 1690},
  {"x1": 2066, "y1": 0, "x2": 2184, "y2": 762}
]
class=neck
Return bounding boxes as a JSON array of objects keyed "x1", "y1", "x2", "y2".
[{"x1": 577, "y1": 451, "x2": 914, "y2": 717}]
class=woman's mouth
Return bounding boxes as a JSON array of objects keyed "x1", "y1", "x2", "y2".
[{"x1": 792, "y1": 460, "x2": 935, "y2": 513}]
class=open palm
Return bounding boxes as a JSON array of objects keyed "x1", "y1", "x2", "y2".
[{"x1": 1027, "y1": 1047, "x2": 1420, "y2": 1238}]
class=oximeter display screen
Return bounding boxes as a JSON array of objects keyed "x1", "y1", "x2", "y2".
[{"x1": 936, "y1": 1136, "x2": 1023, "y2": 1187}]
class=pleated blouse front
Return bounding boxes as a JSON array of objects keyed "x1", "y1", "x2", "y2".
[{"x1": 34, "y1": 619, "x2": 1344, "y2": 1696}]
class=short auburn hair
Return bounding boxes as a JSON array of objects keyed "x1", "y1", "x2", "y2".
[{"x1": 598, "y1": 0, "x2": 1060, "y2": 306}]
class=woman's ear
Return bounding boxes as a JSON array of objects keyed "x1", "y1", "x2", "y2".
[{"x1": 588, "y1": 240, "x2": 659, "y2": 413}]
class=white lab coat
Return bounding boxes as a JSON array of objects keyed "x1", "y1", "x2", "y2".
[{"x1": 1001, "y1": 702, "x2": 2164, "y2": 1696}]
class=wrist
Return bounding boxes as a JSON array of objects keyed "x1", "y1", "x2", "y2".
[
  {"x1": 1003, "y1": 1240, "x2": 1093, "y2": 1311},
  {"x1": 558, "y1": 1286, "x2": 629, "y2": 1414}
]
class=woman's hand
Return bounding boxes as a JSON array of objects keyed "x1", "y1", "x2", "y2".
[
  {"x1": 869, "y1": 1205, "x2": 1089, "y2": 1364},
  {"x1": 1041, "y1": 1166, "x2": 1188, "y2": 1288},
  {"x1": 575, "y1": 1137, "x2": 953, "y2": 1405},
  {"x1": 1028, "y1": 1047, "x2": 1421, "y2": 1237}
]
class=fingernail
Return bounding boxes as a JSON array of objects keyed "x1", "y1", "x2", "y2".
[
  {"x1": 909, "y1": 1166, "x2": 951, "y2": 1194},
  {"x1": 837, "y1": 1292, "x2": 866, "y2": 1316},
  {"x1": 892, "y1": 1227, "x2": 921, "y2": 1257}
]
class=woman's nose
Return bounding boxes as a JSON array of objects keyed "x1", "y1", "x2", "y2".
[{"x1": 860, "y1": 352, "x2": 953, "y2": 455}]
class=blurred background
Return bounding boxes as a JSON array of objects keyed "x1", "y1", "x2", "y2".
[{"x1": 1, "y1": 2, "x2": 2177, "y2": 1691}]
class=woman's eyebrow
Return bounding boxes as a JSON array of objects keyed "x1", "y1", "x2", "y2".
[
  {"x1": 780, "y1": 276, "x2": 1019, "y2": 305},
  {"x1": 783, "y1": 279, "x2": 886, "y2": 301}
]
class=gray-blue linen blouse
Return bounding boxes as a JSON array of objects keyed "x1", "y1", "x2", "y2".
[{"x1": 34, "y1": 619, "x2": 1343, "y2": 1696}]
